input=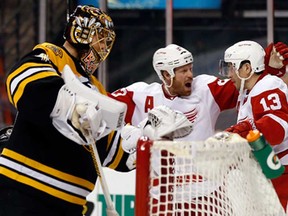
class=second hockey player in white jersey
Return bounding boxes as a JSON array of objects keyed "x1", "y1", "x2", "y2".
[
  {"x1": 111, "y1": 44, "x2": 238, "y2": 141},
  {"x1": 114, "y1": 42, "x2": 288, "y2": 214},
  {"x1": 220, "y1": 40, "x2": 288, "y2": 211},
  {"x1": 111, "y1": 43, "x2": 287, "y2": 141}
]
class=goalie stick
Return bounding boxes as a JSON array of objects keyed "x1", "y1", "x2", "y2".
[{"x1": 87, "y1": 133, "x2": 119, "y2": 216}]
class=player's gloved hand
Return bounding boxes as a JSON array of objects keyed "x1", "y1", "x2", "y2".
[
  {"x1": 143, "y1": 105, "x2": 193, "y2": 140},
  {"x1": 121, "y1": 105, "x2": 193, "y2": 153},
  {"x1": 121, "y1": 105, "x2": 193, "y2": 170},
  {"x1": 121, "y1": 124, "x2": 144, "y2": 170},
  {"x1": 121, "y1": 124, "x2": 142, "y2": 170},
  {"x1": 121, "y1": 124, "x2": 142, "y2": 154},
  {"x1": 71, "y1": 102, "x2": 104, "y2": 142},
  {"x1": 265, "y1": 42, "x2": 288, "y2": 77},
  {"x1": 225, "y1": 119, "x2": 255, "y2": 138},
  {"x1": 126, "y1": 151, "x2": 137, "y2": 170}
]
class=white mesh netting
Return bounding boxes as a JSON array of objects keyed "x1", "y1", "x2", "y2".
[{"x1": 145, "y1": 133, "x2": 285, "y2": 216}]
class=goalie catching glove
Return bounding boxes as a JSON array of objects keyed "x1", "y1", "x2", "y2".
[
  {"x1": 121, "y1": 105, "x2": 193, "y2": 170},
  {"x1": 265, "y1": 42, "x2": 288, "y2": 77},
  {"x1": 50, "y1": 65, "x2": 127, "y2": 145}
]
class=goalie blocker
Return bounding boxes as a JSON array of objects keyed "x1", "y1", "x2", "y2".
[{"x1": 50, "y1": 65, "x2": 127, "y2": 145}]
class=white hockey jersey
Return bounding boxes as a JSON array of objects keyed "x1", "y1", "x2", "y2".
[
  {"x1": 111, "y1": 74, "x2": 238, "y2": 141},
  {"x1": 237, "y1": 74, "x2": 288, "y2": 164},
  {"x1": 111, "y1": 74, "x2": 238, "y2": 200}
]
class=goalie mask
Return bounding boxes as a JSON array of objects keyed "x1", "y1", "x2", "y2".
[{"x1": 64, "y1": 5, "x2": 116, "y2": 75}]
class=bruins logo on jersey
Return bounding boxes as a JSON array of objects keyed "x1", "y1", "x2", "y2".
[
  {"x1": 35, "y1": 53, "x2": 50, "y2": 62},
  {"x1": 46, "y1": 44, "x2": 63, "y2": 58}
]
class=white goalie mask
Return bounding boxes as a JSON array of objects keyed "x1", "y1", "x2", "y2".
[{"x1": 153, "y1": 44, "x2": 193, "y2": 83}]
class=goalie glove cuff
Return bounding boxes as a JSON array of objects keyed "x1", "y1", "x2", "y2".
[{"x1": 50, "y1": 84, "x2": 87, "y2": 145}]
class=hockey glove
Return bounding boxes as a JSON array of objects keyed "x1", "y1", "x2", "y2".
[
  {"x1": 50, "y1": 84, "x2": 103, "y2": 145},
  {"x1": 121, "y1": 105, "x2": 193, "y2": 170},
  {"x1": 121, "y1": 105, "x2": 193, "y2": 153},
  {"x1": 121, "y1": 124, "x2": 143, "y2": 170},
  {"x1": 225, "y1": 120, "x2": 255, "y2": 138},
  {"x1": 126, "y1": 151, "x2": 137, "y2": 170},
  {"x1": 121, "y1": 124, "x2": 142, "y2": 170},
  {"x1": 143, "y1": 105, "x2": 193, "y2": 140},
  {"x1": 71, "y1": 103, "x2": 103, "y2": 142},
  {"x1": 121, "y1": 124, "x2": 142, "y2": 154},
  {"x1": 265, "y1": 42, "x2": 288, "y2": 77},
  {"x1": 51, "y1": 65, "x2": 126, "y2": 145}
]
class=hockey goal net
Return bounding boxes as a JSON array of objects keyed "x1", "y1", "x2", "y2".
[{"x1": 135, "y1": 133, "x2": 285, "y2": 216}]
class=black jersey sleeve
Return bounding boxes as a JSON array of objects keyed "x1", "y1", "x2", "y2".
[{"x1": 6, "y1": 49, "x2": 64, "y2": 126}]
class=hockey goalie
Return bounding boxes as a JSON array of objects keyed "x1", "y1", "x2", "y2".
[{"x1": 121, "y1": 106, "x2": 285, "y2": 216}]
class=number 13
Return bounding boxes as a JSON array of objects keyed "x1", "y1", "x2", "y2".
[{"x1": 259, "y1": 93, "x2": 282, "y2": 111}]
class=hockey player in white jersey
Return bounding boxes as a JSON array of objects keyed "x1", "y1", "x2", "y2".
[
  {"x1": 219, "y1": 40, "x2": 288, "y2": 211},
  {"x1": 111, "y1": 43, "x2": 288, "y2": 141},
  {"x1": 115, "y1": 42, "x2": 288, "y2": 214},
  {"x1": 112, "y1": 44, "x2": 239, "y2": 141}
]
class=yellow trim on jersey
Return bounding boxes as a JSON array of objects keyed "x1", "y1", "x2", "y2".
[
  {"x1": 32, "y1": 43, "x2": 107, "y2": 97},
  {"x1": 108, "y1": 140, "x2": 124, "y2": 169},
  {"x1": 2, "y1": 148, "x2": 94, "y2": 190},
  {"x1": 6, "y1": 62, "x2": 53, "y2": 105},
  {"x1": 106, "y1": 131, "x2": 115, "y2": 150},
  {"x1": 90, "y1": 75, "x2": 107, "y2": 96},
  {"x1": 12, "y1": 71, "x2": 60, "y2": 108},
  {"x1": 0, "y1": 167, "x2": 86, "y2": 205},
  {"x1": 34, "y1": 43, "x2": 80, "y2": 76}
]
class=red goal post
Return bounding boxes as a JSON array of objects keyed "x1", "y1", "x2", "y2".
[{"x1": 135, "y1": 133, "x2": 285, "y2": 216}]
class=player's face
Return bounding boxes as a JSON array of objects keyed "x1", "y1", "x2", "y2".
[
  {"x1": 169, "y1": 63, "x2": 193, "y2": 96},
  {"x1": 230, "y1": 72, "x2": 241, "y2": 90},
  {"x1": 228, "y1": 63, "x2": 251, "y2": 90}
]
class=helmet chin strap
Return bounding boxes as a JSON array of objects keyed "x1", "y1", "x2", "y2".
[
  {"x1": 163, "y1": 76, "x2": 177, "y2": 97},
  {"x1": 235, "y1": 70, "x2": 254, "y2": 115}
]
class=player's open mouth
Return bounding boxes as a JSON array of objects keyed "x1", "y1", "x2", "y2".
[{"x1": 185, "y1": 83, "x2": 192, "y2": 88}]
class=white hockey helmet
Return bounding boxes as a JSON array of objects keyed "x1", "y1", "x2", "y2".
[
  {"x1": 153, "y1": 44, "x2": 193, "y2": 82},
  {"x1": 219, "y1": 40, "x2": 265, "y2": 77}
]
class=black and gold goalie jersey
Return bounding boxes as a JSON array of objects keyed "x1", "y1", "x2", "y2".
[{"x1": 0, "y1": 42, "x2": 130, "y2": 207}]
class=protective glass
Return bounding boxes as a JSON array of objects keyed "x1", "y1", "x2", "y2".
[{"x1": 219, "y1": 60, "x2": 236, "y2": 77}]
